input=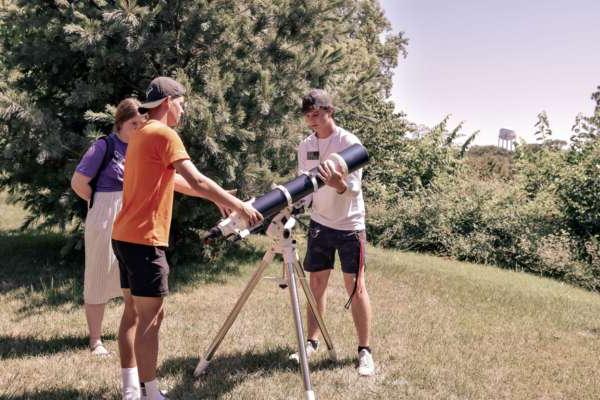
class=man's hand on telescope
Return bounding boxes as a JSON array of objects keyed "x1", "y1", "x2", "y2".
[
  {"x1": 318, "y1": 161, "x2": 347, "y2": 194},
  {"x1": 233, "y1": 199, "x2": 263, "y2": 226},
  {"x1": 216, "y1": 203, "x2": 232, "y2": 218},
  {"x1": 215, "y1": 189, "x2": 237, "y2": 217}
]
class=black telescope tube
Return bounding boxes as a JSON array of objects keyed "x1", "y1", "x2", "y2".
[
  {"x1": 252, "y1": 143, "x2": 369, "y2": 219},
  {"x1": 204, "y1": 143, "x2": 369, "y2": 240}
]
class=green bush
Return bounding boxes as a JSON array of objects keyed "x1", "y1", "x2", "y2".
[
  {"x1": 558, "y1": 141, "x2": 600, "y2": 237},
  {"x1": 367, "y1": 155, "x2": 600, "y2": 289},
  {"x1": 464, "y1": 145, "x2": 514, "y2": 180}
]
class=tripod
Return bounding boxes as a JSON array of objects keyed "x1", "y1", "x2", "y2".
[{"x1": 194, "y1": 208, "x2": 337, "y2": 400}]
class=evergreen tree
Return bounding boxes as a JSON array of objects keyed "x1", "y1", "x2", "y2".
[{"x1": 0, "y1": 0, "x2": 407, "y2": 259}]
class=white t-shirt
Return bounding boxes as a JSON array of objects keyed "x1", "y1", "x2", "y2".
[{"x1": 297, "y1": 126, "x2": 365, "y2": 231}]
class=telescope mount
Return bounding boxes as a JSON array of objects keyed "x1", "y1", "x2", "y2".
[{"x1": 194, "y1": 206, "x2": 337, "y2": 400}]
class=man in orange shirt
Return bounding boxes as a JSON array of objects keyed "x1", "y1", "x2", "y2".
[{"x1": 112, "y1": 77, "x2": 262, "y2": 400}]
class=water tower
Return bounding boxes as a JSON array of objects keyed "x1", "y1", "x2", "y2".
[{"x1": 498, "y1": 128, "x2": 517, "y2": 150}]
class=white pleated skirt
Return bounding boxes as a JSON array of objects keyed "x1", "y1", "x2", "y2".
[{"x1": 83, "y1": 191, "x2": 123, "y2": 304}]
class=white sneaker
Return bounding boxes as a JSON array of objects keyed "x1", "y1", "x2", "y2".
[
  {"x1": 122, "y1": 389, "x2": 140, "y2": 400},
  {"x1": 357, "y1": 349, "x2": 375, "y2": 376},
  {"x1": 140, "y1": 385, "x2": 168, "y2": 399},
  {"x1": 289, "y1": 340, "x2": 319, "y2": 363},
  {"x1": 90, "y1": 341, "x2": 110, "y2": 356}
]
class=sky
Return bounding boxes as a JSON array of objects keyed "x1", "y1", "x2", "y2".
[{"x1": 379, "y1": 0, "x2": 600, "y2": 144}]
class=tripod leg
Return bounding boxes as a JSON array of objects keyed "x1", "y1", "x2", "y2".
[
  {"x1": 286, "y1": 261, "x2": 316, "y2": 400},
  {"x1": 194, "y1": 250, "x2": 275, "y2": 377},
  {"x1": 293, "y1": 261, "x2": 337, "y2": 361}
]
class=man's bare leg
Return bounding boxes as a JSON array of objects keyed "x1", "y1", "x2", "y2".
[
  {"x1": 119, "y1": 289, "x2": 138, "y2": 368},
  {"x1": 343, "y1": 272, "x2": 371, "y2": 347},
  {"x1": 343, "y1": 272, "x2": 374, "y2": 376},
  {"x1": 119, "y1": 289, "x2": 140, "y2": 399},
  {"x1": 307, "y1": 269, "x2": 332, "y2": 341},
  {"x1": 131, "y1": 295, "x2": 164, "y2": 382}
]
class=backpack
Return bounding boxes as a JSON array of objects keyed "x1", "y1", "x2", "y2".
[{"x1": 87, "y1": 135, "x2": 115, "y2": 209}]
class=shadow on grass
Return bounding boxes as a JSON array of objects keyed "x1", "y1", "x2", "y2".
[
  {"x1": 168, "y1": 240, "x2": 264, "y2": 291},
  {"x1": 0, "y1": 333, "x2": 116, "y2": 359},
  {"x1": 0, "y1": 389, "x2": 111, "y2": 400},
  {"x1": 0, "y1": 231, "x2": 82, "y2": 293},
  {"x1": 159, "y1": 347, "x2": 354, "y2": 398},
  {"x1": 0, "y1": 231, "x2": 85, "y2": 315},
  {"x1": 0, "y1": 231, "x2": 264, "y2": 313}
]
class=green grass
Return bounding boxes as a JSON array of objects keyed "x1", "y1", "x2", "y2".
[{"x1": 1, "y1": 199, "x2": 600, "y2": 399}]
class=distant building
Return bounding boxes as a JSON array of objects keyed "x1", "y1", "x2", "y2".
[{"x1": 498, "y1": 128, "x2": 517, "y2": 150}]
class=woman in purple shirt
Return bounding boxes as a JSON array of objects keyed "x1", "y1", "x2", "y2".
[{"x1": 71, "y1": 98, "x2": 145, "y2": 356}]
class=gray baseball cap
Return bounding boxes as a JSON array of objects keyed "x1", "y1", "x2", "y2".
[
  {"x1": 139, "y1": 77, "x2": 186, "y2": 112},
  {"x1": 301, "y1": 89, "x2": 334, "y2": 113}
]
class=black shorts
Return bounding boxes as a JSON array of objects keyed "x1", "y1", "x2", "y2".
[
  {"x1": 112, "y1": 239, "x2": 170, "y2": 297},
  {"x1": 303, "y1": 220, "x2": 367, "y2": 274}
]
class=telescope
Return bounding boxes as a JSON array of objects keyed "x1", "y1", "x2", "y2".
[{"x1": 204, "y1": 143, "x2": 369, "y2": 241}]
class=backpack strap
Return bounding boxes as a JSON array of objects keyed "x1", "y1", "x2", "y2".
[{"x1": 88, "y1": 135, "x2": 115, "y2": 209}]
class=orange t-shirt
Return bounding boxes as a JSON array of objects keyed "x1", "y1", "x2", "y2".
[{"x1": 112, "y1": 120, "x2": 190, "y2": 247}]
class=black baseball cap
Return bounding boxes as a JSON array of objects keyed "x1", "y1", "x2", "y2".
[
  {"x1": 139, "y1": 77, "x2": 186, "y2": 113},
  {"x1": 301, "y1": 89, "x2": 334, "y2": 114}
]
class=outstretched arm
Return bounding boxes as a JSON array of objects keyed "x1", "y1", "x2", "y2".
[
  {"x1": 173, "y1": 173, "x2": 205, "y2": 197},
  {"x1": 174, "y1": 173, "x2": 236, "y2": 217},
  {"x1": 172, "y1": 159, "x2": 262, "y2": 225}
]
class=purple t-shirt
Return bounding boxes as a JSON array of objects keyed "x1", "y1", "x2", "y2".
[{"x1": 75, "y1": 133, "x2": 128, "y2": 192}]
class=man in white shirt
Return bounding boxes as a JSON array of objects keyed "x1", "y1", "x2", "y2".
[{"x1": 293, "y1": 89, "x2": 375, "y2": 376}]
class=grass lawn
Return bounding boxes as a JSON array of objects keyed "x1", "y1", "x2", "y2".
[{"x1": 1, "y1": 198, "x2": 600, "y2": 399}]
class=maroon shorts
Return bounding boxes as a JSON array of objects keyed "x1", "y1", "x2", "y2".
[
  {"x1": 303, "y1": 220, "x2": 366, "y2": 274},
  {"x1": 112, "y1": 239, "x2": 170, "y2": 297}
]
